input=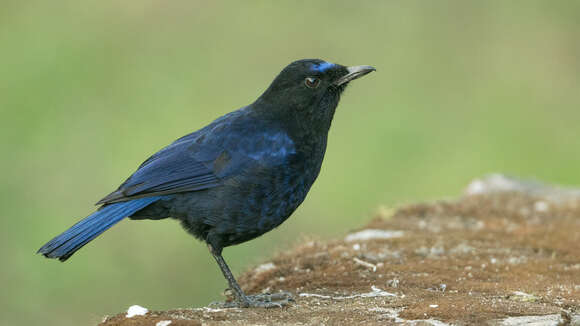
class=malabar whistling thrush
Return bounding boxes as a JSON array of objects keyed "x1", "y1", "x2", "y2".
[{"x1": 38, "y1": 59, "x2": 375, "y2": 307}]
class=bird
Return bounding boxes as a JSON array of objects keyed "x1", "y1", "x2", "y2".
[{"x1": 38, "y1": 59, "x2": 375, "y2": 308}]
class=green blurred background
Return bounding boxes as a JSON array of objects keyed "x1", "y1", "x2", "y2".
[{"x1": 1, "y1": 1, "x2": 579, "y2": 325}]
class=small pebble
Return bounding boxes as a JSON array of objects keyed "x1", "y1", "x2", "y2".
[{"x1": 126, "y1": 305, "x2": 148, "y2": 318}]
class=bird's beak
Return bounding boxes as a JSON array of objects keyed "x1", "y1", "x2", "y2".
[{"x1": 334, "y1": 65, "x2": 376, "y2": 86}]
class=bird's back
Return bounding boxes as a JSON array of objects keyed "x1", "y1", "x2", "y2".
[{"x1": 136, "y1": 106, "x2": 329, "y2": 248}]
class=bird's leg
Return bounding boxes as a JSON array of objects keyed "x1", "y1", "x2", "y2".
[
  {"x1": 208, "y1": 244, "x2": 250, "y2": 307},
  {"x1": 207, "y1": 244, "x2": 293, "y2": 308}
]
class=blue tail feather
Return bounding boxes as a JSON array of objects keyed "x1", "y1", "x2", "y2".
[{"x1": 38, "y1": 196, "x2": 161, "y2": 261}]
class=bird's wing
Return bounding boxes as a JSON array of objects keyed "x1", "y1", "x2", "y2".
[
  {"x1": 96, "y1": 139, "x2": 224, "y2": 204},
  {"x1": 95, "y1": 110, "x2": 247, "y2": 205},
  {"x1": 96, "y1": 108, "x2": 296, "y2": 205}
]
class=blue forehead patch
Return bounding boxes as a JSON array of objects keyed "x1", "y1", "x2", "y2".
[{"x1": 311, "y1": 61, "x2": 335, "y2": 73}]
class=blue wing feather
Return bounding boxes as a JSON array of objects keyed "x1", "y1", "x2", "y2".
[{"x1": 97, "y1": 108, "x2": 296, "y2": 205}]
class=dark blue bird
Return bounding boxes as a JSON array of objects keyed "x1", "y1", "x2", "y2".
[{"x1": 38, "y1": 59, "x2": 375, "y2": 307}]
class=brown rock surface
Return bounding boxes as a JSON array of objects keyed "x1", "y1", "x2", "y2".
[{"x1": 101, "y1": 177, "x2": 580, "y2": 325}]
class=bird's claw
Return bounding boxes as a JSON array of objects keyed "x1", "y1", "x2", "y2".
[
  {"x1": 210, "y1": 291, "x2": 294, "y2": 308},
  {"x1": 245, "y1": 291, "x2": 295, "y2": 308}
]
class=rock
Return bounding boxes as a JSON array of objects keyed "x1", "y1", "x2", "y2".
[
  {"x1": 100, "y1": 177, "x2": 580, "y2": 325},
  {"x1": 125, "y1": 305, "x2": 148, "y2": 318}
]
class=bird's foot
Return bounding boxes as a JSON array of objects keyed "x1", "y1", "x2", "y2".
[{"x1": 210, "y1": 291, "x2": 294, "y2": 308}]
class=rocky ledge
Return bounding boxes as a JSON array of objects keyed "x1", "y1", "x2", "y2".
[{"x1": 101, "y1": 175, "x2": 580, "y2": 326}]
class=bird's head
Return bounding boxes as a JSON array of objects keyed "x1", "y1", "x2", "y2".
[{"x1": 255, "y1": 59, "x2": 375, "y2": 131}]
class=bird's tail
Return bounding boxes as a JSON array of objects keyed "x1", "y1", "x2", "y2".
[{"x1": 37, "y1": 196, "x2": 161, "y2": 261}]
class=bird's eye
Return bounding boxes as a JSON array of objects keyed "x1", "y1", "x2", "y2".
[{"x1": 304, "y1": 77, "x2": 320, "y2": 88}]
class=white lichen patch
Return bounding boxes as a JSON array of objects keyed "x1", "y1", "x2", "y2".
[
  {"x1": 498, "y1": 314, "x2": 564, "y2": 325},
  {"x1": 300, "y1": 285, "x2": 396, "y2": 300},
  {"x1": 254, "y1": 262, "x2": 276, "y2": 274},
  {"x1": 345, "y1": 229, "x2": 404, "y2": 242},
  {"x1": 155, "y1": 321, "x2": 172, "y2": 326},
  {"x1": 353, "y1": 257, "x2": 377, "y2": 272},
  {"x1": 509, "y1": 291, "x2": 540, "y2": 302},
  {"x1": 534, "y1": 201, "x2": 549, "y2": 212}
]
